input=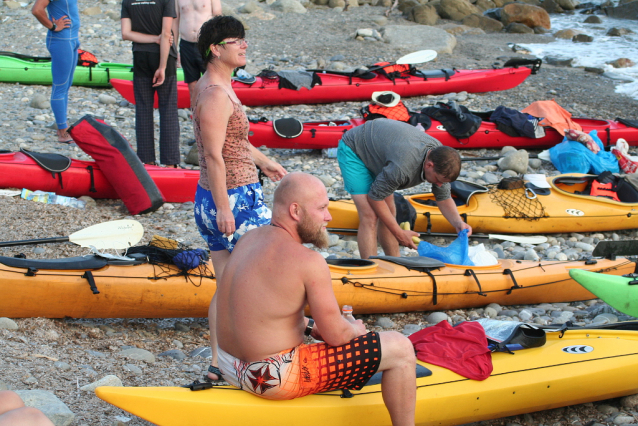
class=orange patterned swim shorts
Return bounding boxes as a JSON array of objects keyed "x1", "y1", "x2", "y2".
[{"x1": 218, "y1": 332, "x2": 381, "y2": 400}]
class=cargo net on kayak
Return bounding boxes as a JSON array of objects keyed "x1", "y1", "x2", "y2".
[
  {"x1": 126, "y1": 235, "x2": 214, "y2": 286},
  {"x1": 488, "y1": 177, "x2": 547, "y2": 220}
]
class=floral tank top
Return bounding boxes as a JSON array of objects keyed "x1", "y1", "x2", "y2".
[{"x1": 194, "y1": 85, "x2": 258, "y2": 191}]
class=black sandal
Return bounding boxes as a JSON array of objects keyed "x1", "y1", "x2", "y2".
[{"x1": 203, "y1": 365, "x2": 223, "y2": 382}]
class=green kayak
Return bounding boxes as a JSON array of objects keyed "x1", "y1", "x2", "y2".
[
  {"x1": 0, "y1": 51, "x2": 184, "y2": 87},
  {"x1": 569, "y1": 269, "x2": 638, "y2": 317}
]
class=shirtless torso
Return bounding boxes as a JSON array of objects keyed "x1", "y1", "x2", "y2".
[{"x1": 176, "y1": 0, "x2": 220, "y2": 42}]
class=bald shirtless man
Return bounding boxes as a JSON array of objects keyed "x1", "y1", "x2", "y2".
[
  {"x1": 215, "y1": 172, "x2": 416, "y2": 426},
  {"x1": 174, "y1": 0, "x2": 221, "y2": 101}
]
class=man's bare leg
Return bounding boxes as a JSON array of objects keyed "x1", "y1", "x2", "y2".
[
  {"x1": 377, "y1": 332, "x2": 417, "y2": 426},
  {"x1": 206, "y1": 249, "x2": 231, "y2": 380},
  {"x1": 352, "y1": 194, "x2": 379, "y2": 259},
  {"x1": 378, "y1": 194, "x2": 400, "y2": 257},
  {"x1": 0, "y1": 391, "x2": 54, "y2": 426}
]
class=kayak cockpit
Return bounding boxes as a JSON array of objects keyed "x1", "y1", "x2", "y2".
[{"x1": 551, "y1": 174, "x2": 638, "y2": 205}]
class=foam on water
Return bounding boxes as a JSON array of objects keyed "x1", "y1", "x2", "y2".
[{"x1": 519, "y1": 11, "x2": 638, "y2": 100}]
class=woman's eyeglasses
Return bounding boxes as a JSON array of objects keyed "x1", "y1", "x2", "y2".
[{"x1": 218, "y1": 39, "x2": 249, "y2": 47}]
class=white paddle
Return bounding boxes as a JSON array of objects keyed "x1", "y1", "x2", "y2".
[
  {"x1": 396, "y1": 49, "x2": 437, "y2": 65},
  {"x1": 0, "y1": 219, "x2": 144, "y2": 250},
  {"x1": 360, "y1": 50, "x2": 438, "y2": 74}
]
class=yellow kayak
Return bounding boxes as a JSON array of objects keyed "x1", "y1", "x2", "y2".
[
  {"x1": 328, "y1": 174, "x2": 638, "y2": 234},
  {"x1": 96, "y1": 322, "x2": 638, "y2": 426},
  {"x1": 0, "y1": 253, "x2": 633, "y2": 318}
]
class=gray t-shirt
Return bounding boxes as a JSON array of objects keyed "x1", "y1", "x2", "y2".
[{"x1": 341, "y1": 119, "x2": 452, "y2": 202}]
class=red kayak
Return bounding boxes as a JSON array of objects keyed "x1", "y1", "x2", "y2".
[
  {"x1": 110, "y1": 66, "x2": 534, "y2": 108},
  {"x1": 0, "y1": 151, "x2": 199, "y2": 203},
  {"x1": 248, "y1": 117, "x2": 638, "y2": 150}
]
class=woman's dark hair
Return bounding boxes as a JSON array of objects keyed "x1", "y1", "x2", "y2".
[{"x1": 197, "y1": 16, "x2": 246, "y2": 64}]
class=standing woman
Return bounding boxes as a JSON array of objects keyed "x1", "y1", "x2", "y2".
[
  {"x1": 32, "y1": 0, "x2": 80, "y2": 144},
  {"x1": 192, "y1": 16, "x2": 287, "y2": 381}
]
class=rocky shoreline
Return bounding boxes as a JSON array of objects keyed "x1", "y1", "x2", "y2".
[{"x1": 1, "y1": 0, "x2": 638, "y2": 423}]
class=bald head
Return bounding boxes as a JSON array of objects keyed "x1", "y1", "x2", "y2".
[{"x1": 273, "y1": 172, "x2": 326, "y2": 215}]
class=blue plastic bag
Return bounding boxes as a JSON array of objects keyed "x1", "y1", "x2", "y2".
[
  {"x1": 549, "y1": 130, "x2": 619, "y2": 174},
  {"x1": 417, "y1": 229, "x2": 474, "y2": 266}
]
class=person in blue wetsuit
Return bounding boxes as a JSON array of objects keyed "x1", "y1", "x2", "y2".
[{"x1": 32, "y1": 0, "x2": 80, "y2": 144}]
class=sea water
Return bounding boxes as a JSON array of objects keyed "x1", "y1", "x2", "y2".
[{"x1": 518, "y1": 4, "x2": 638, "y2": 101}]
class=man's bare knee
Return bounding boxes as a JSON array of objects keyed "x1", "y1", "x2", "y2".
[{"x1": 378, "y1": 331, "x2": 416, "y2": 370}]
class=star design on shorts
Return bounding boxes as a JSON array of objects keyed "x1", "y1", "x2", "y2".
[{"x1": 247, "y1": 363, "x2": 278, "y2": 395}]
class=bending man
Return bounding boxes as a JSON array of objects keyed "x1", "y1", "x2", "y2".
[
  {"x1": 337, "y1": 118, "x2": 472, "y2": 259},
  {"x1": 216, "y1": 172, "x2": 416, "y2": 426}
]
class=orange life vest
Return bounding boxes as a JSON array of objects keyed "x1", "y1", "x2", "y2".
[
  {"x1": 590, "y1": 180, "x2": 620, "y2": 201},
  {"x1": 77, "y1": 49, "x2": 98, "y2": 67},
  {"x1": 362, "y1": 101, "x2": 411, "y2": 122}
]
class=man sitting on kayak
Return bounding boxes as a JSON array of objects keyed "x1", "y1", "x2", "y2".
[
  {"x1": 337, "y1": 118, "x2": 472, "y2": 259},
  {"x1": 215, "y1": 172, "x2": 416, "y2": 426}
]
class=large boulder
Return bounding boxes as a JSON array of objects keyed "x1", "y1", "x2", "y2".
[
  {"x1": 462, "y1": 13, "x2": 504, "y2": 31},
  {"x1": 540, "y1": 0, "x2": 563, "y2": 13},
  {"x1": 438, "y1": 0, "x2": 480, "y2": 20},
  {"x1": 504, "y1": 22, "x2": 535, "y2": 32},
  {"x1": 604, "y1": 1, "x2": 638, "y2": 20},
  {"x1": 607, "y1": 27, "x2": 634, "y2": 36},
  {"x1": 556, "y1": 0, "x2": 577, "y2": 10},
  {"x1": 475, "y1": 0, "x2": 496, "y2": 10},
  {"x1": 583, "y1": 15, "x2": 602, "y2": 23},
  {"x1": 382, "y1": 25, "x2": 457, "y2": 54},
  {"x1": 554, "y1": 28, "x2": 582, "y2": 38},
  {"x1": 501, "y1": 3, "x2": 551, "y2": 29},
  {"x1": 410, "y1": 4, "x2": 440, "y2": 25}
]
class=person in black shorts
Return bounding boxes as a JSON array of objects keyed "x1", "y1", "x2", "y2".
[
  {"x1": 121, "y1": 0, "x2": 181, "y2": 167},
  {"x1": 175, "y1": 0, "x2": 221, "y2": 105}
]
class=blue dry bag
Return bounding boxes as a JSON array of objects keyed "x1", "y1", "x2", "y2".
[{"x1": 417, "y1": 229, "x2": 474, "y2": 266}]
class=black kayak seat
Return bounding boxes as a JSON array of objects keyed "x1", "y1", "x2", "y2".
[
  {"x1": 370, "y1": 255, "x2": 445, "y2": 271},
  {"x1": 0, "y1": 255, "x2": 143, "y2": 270},
  {"x1": 273, "y1": 118, "x2": 303, "y2": 139},
  {"x1": 411, "y1": 180, "x2": 489, "y2": 207},
  {"x1": 364, "y1": 364, "x2": 432, "y2": 387}
]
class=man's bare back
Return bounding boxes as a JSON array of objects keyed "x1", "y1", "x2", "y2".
[
  {"x1": 216, "y1": 173, "x2": 357, "y2": 361},
  {"x1": 176, "y1": 0, "x2": 221, "y2": 42}
]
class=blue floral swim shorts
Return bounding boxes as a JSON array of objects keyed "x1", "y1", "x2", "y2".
[{"x1": 194, "y1": 182, "x2": 271, "y2": 252}]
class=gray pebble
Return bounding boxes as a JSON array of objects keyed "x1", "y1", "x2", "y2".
[
  {"x1": 189, "y1": 347, "x2": 212, "y2": 359},
  {"x1": 375, "y1": 317, "x2": 395, "y2": 328},
  {"x1": 174, "y1": 322, "x2": 190, "y2": 332},
  {"x1": 0, "y1": 317, "x2": 18, "y2": 330},
  {"x1": 119, "y1": 348, "x2": 156, "y2": 363},
  {"x1": 158, "y1": 349, "x2": 187, "y2": 361},
  {"x1": 54, "y1": 361, "x2": 71, "y2": 371},
  {"x1": 86, "y1": 350, "x2": 106, "y2": 358},
  {"x1": 403, "y1": 324, "x2": 423, "y2": 335},
  {"x1": 123, "y1": 364, "x2": 143, "y2": 376},
  {"x1": 426, "y1": 312, "x2": 449, "y2": 324}
]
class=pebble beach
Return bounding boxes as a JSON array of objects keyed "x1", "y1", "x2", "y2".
[{"x1": 1, "y1": 0, "x2": 638, "y2": 423}]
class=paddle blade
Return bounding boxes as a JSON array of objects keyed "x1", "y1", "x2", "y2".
[
  {"x1": 488, "y1": 234, "x2": 548, "y2": 244},
  {"x1": 69, "y1": 220, "x2": 144, "y2": 250},
  {"x1": 396, "y1": 50, "x2": 437, "y2": 65}
]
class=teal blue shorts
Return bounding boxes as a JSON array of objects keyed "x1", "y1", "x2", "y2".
[{"x1": 337, "y1": 140, "x2": 375, "y2": 195}]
